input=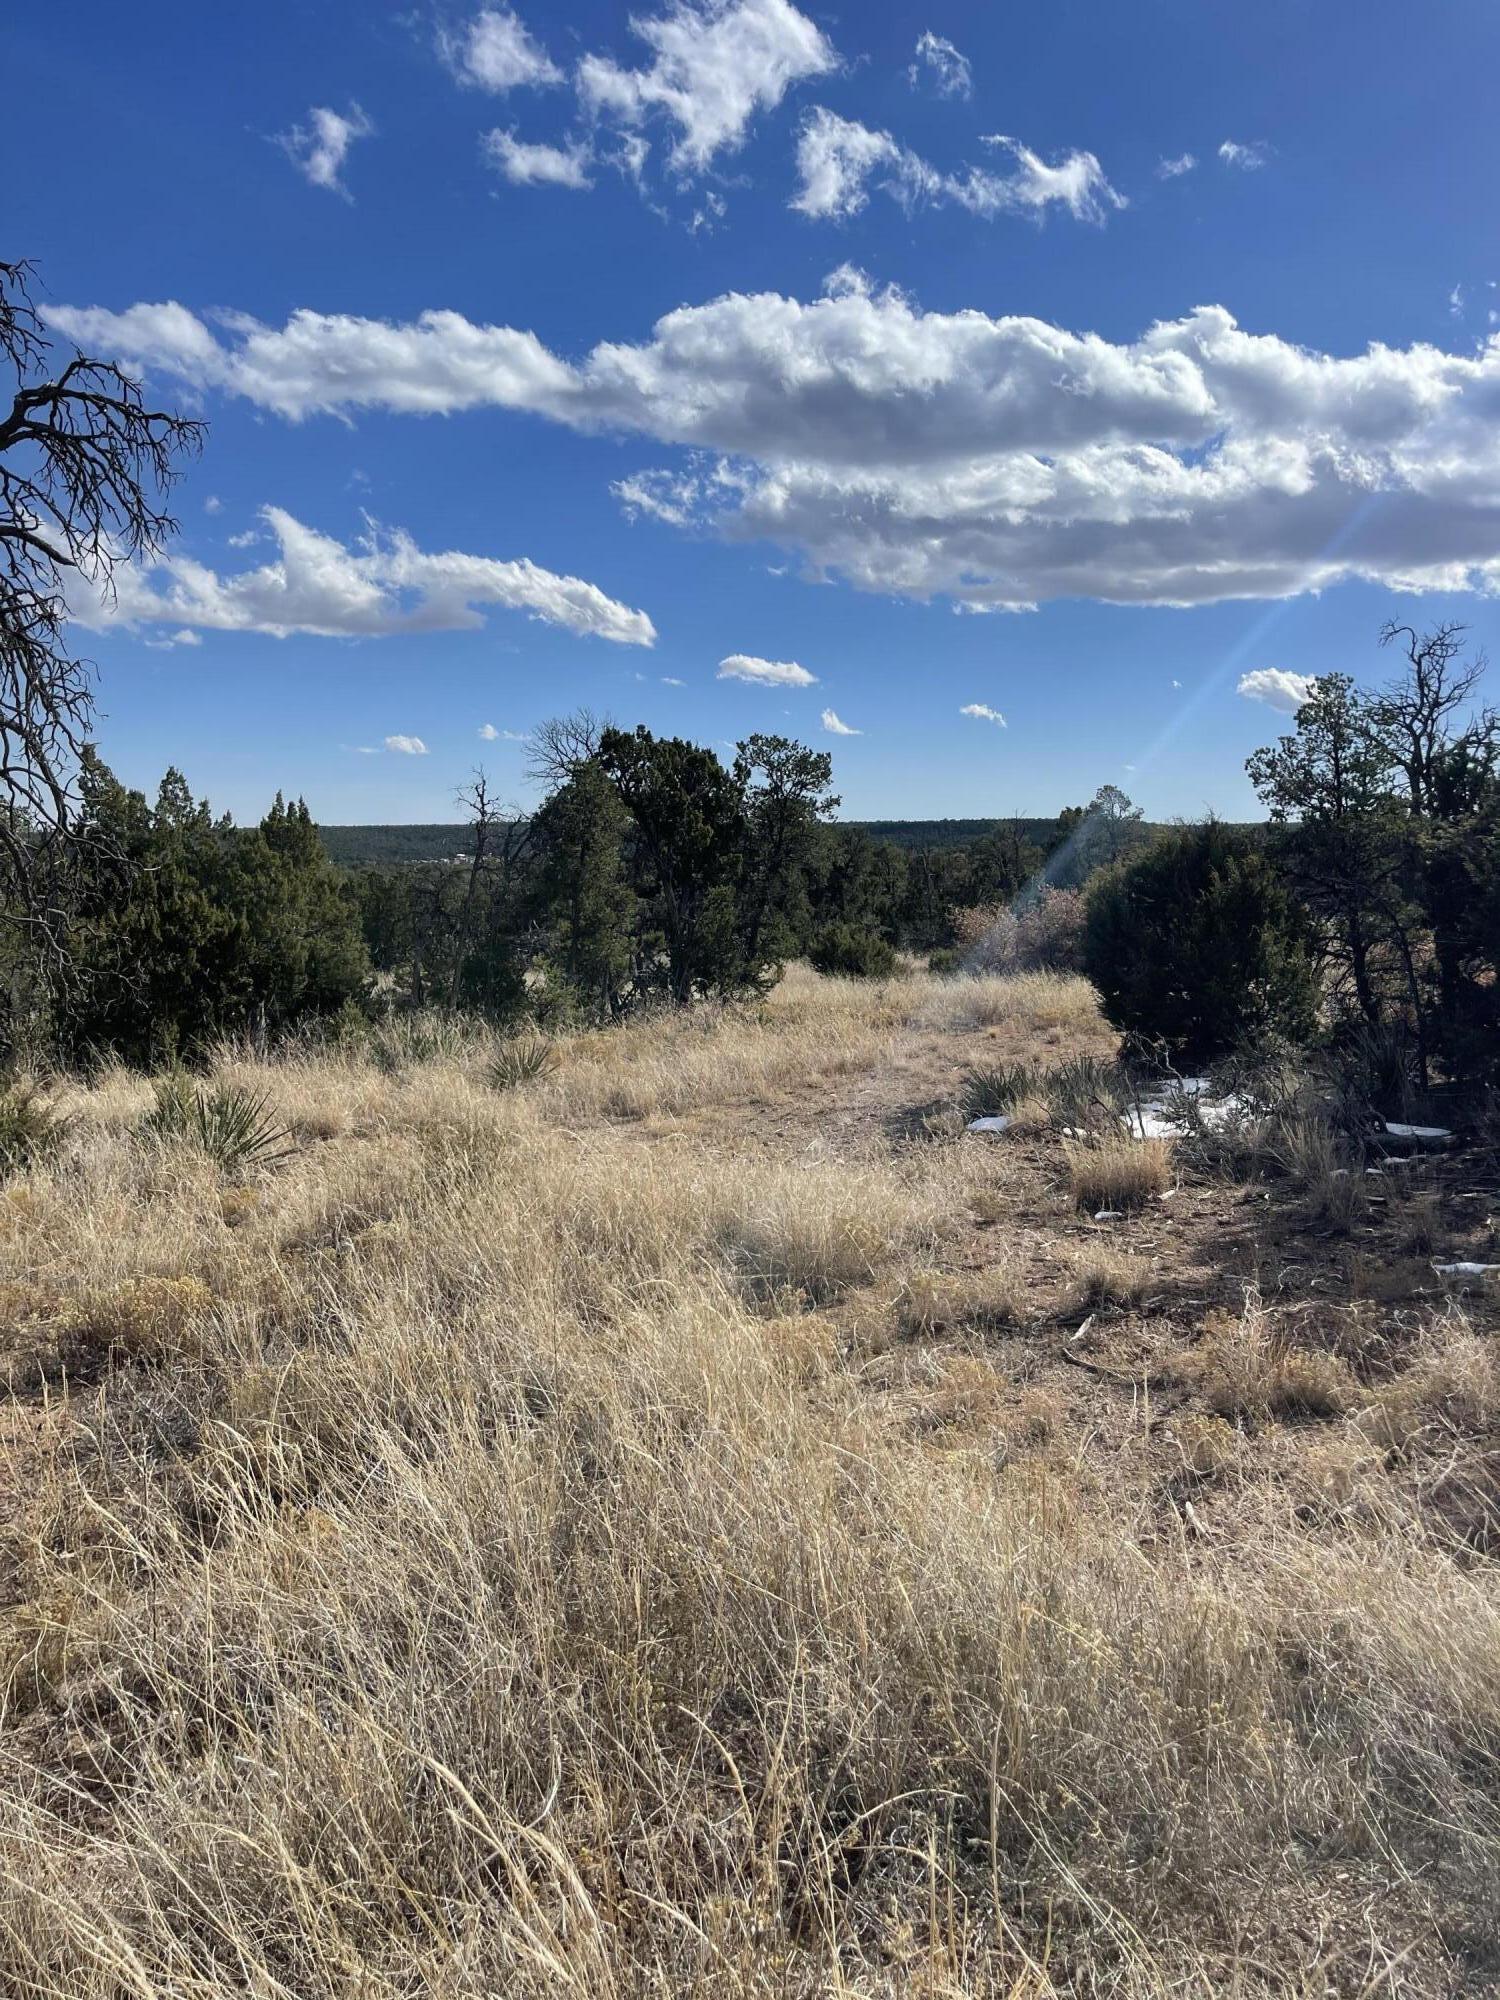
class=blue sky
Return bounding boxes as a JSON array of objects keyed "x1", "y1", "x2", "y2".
[{"x1": 15, "y1": 0, "x2": 1499, "y2": 823}]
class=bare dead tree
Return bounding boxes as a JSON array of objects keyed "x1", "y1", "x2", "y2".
[
  {"x1": 1377, "y1": 621, "x2": 1497, "y2": 815},
  {"x1": 0, "y1": 258, "x2": 203, "y2": 946},
  {"x1": 525, "y1": 708, "x2": 608, "y2": 793},
  {"x1": 450, "y1": 768, "x2": 532, "y2": 1008}
]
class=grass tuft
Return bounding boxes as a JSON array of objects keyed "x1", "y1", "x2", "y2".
[{"x1": 1064, "y1": 1131, "x2": 1173, "y2": 1211}]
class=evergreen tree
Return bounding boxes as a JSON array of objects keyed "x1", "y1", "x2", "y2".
[{"x1": 531, "y1": 759, "x2": 634, "y2": 1018}]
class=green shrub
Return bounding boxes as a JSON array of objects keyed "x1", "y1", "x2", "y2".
[
  {"x1": 489, "y1": 1037, "x2": 557, "y2": 1090},
  {"x1": 146, "y1": 1076, "x2": 294, "y2": 1174},
  {"x1": 0, "y1": 1081, "x2": 69, "y2": 1176},
  {"x1": 808, "y1": 924, "x2": 897, "y2": 980},
  {"x1": 1083, "y1": 823, "x2": 1317, "y2": 1065}
]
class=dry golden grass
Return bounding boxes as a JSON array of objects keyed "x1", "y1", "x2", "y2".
[
  {"x1": 1064, "y1": 1131, "x2": 1174, "y2": 1211},
  {"x1": 0, "y1": 966, "x2": 1494, "y2": 1995}
]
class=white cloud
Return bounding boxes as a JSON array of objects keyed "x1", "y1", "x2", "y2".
[
  {"x1": 441, "y1": 7, "x2": 561, "y2": 91},
  {"x1": 55, "y1": 285, "x2": 1500, "y2": 614},
  {"x1": 479, "y1": 722, "x2": 529, "y2": 740},
  {"x1": 276, "y1": 104, "x2": 373, "y2": 198},
  {"x1": 68, "y1": 506, "x2": 655, "y2": 646},
  {"x1": 961, "y1": 702, "x2": 1006, "y2": 725},
  {"x1": 577, "y1": 0, "x2": 837, "y2": 176},
  {"x1": 142, "y1": 627, "x2": 203, "y2": 650},
  {"x1": 717, "y1": 653, "x2": 816, "y2": 687},
  {"x1": 661, "y1": 674, "x2": 686, "y2": 684},
  {"x1": 484, "y1": 129, "x2": 594, "y2": 187},
  {"x1": 908, "y1": 30, "x2": 971, "y2": 98},
  {"x1": 979, "y1": 135, "x2": 1127, "y2": 222},
  {"x1": 792, "y1": 110, "x2": 1123, "y2": 225},
  {"x1": 1156, "y1": 152, "x2": 1197, "y2": 179},
  {"x1": 204, "y1": 494, "x2": 223, "y2": 514},
  {"x1": 385, "y1": 735, "x2": 429, "y2": 755},
  {"x1": 820, "y1": 706, "x2": 860, "y2": 734},
  {"x1": 1237, "y1": 668, "x2": 1318, "y2": 713},
  {"x1": 1218, "y1": 139, "x2": 1270, "y2": 171},
  {"x1": 1450, "y1": 284, "x2": 1466, "y2": 319}
]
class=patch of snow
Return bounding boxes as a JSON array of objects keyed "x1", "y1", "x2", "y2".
[
  {"x1": 1432, "y1": 1262, "x2": 1500, "y2": 1280},
  {"x1": 966, "y1": 1115, "x2": 1013, "y2": 1135},
  {"x1": 1121, "y1": 1082, "x2": 1251, "y2": 1140},
  {"x1": 1093, "y1": 1209, "x2": 1125, "y2": 1222},
  {"x1": 1385, "y1": 1121, "x2": 1452, "y2": 1143}
]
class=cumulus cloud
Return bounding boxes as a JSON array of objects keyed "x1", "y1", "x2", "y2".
[
  {"x1": 717, "y1": 653, "x2": 816, "y2": 687},
  {"x1": 479, "y1": 722, "x2": 529, "y2": 740},
  {"x1": 908, "y1": 30, "x2": 971, "y2": 98},
  {"x1": 484, "y1": 129, "x2": 593, "y2": 187},
  {"x1": 1219, "y1": 139, "x2": 1270, "y2": 170},
  {"x1": 821, "y1": 706, "x2": 860, "y2": 734},
  {"x1": 385, "y1": 734, "x2": 429, "y2": 755},
  {"x1": 276, "y1": 104, "x2": 373, "y2": 198},
  {"x1": 441, "y1": 7, "x2": 561, "y2": 90},
  {"x1": 67, "y1": 507, "x2": 655, "y2": 647},
  {"x1": 577, "y1": 0, "x2": 837, "y2": 175},
  {"x1": 52, "y1": 283, "x2": 1500, "y2": 614},
  {"x1": 961, "y1": 703, "x2": 1006, "y2": 725},
  {"x1": 1237, "y1": 668, "x2": 1318, "y2": 713},
  {"x1": 1156, "y1": 152, "x2": 1197, "y2": 178},
  {"x1": 792, "y1": 110, "x2": 1123, "y2": 224}
]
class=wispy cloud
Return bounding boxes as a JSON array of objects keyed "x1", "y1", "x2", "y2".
[
  {"x1": 1218, "y1": 138, "x2": 1270, "y2": 170},
  {"x1": 821, "y1": 706, "x2": 860, "y2": 734},
  {"x1": 718, "y1": 654, "x2": 817, "y2": 687},
  {"x1": 578, "y1": 0, "x2": 837, "y2": 177},
  {"x1": 440, "y1": 7, "x2": 562, "y2": 91},
  {"x1": 661, "y1": 675, "x2": 686, "y2": 685},
  {"x1": 68, "y1": 506, "x2": 656, "y2": 648},
  {"x1": 907, "y1": 30, "x2": 971, "y2": 98},
  {"x1": 479, "y1": 722, "x2": 528, "y2": 740},
  {"x1": 1237, "y1": 668, "x2": 1317, "y2": 713},
  {"x1": 483, "y1": 129, "x2": 593, "y2": 187},
  {"x1": 961, "y1": 702, "x2": 1006, "y2": 726},
  {"x1": 385, "y1": 734, "x2": 429, "y2": 755},
  {"x1": 1156, "y1": 152, "x2": 1197, "y2": 179},
  {"x1": 275, "y1": 104, "x2": 374, "y2": 198},
  {"x1": 793, "y1": 109, "x2": 1124, "y2": 225}
]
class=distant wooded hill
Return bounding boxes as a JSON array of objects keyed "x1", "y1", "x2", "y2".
[{"x1": 318, "y1": 818, "x2": 1089, "y2": 867}]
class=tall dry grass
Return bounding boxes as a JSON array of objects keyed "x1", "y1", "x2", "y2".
[{"x1": 0, "y1": 967, "x2": 1494, "y2": 1995}]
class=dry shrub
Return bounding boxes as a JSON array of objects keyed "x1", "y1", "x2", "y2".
[
  {"x1": 1270, "y1": 1111, "x2": 1366, "y2": 1233},
  {"x1": 897, "y1": 1260, "x2": 1027, "y2": 1338},
  {"x1": 1182, "y1": 1291, "x2": 1351, "y2": 1423},
  {"x1": 1064, "y1": 1132, "x2": 1173, "y2": 1211},
  {"x1": 54, "y1": 1273, "x2": 215, "y2": 1370},
  {"x1": 1067, "y1": 1244, "x2": 1154, "y2": 1311}
]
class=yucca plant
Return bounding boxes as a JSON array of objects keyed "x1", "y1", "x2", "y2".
[
  {"x1": 146, "y1": 1076, "x2": 294, "y2": 1174},
  {"x1": 488, "y1": 1036, "x2": 557, "y2": 1091},
  {"x1": 960, "y1": 1060, "x2": 1040, "y2": 1120},
  {"x1": 1042, "y1": 1053, "x2": 1130, "y2": 1131},
  {"x1": 0, "y1": 1079, "x2": 69, "y2": 1176}
]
